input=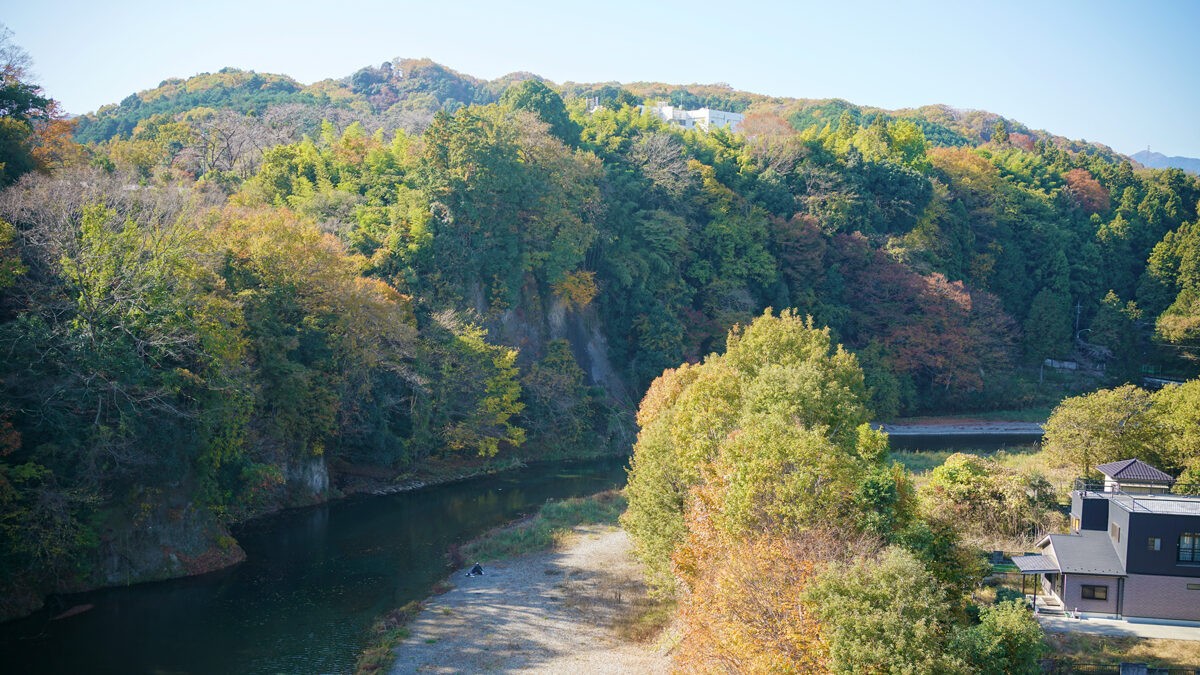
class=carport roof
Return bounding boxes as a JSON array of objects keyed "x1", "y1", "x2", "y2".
[{"x1": 1012, "y1": 554, "x2": 1059, "y2": 574}]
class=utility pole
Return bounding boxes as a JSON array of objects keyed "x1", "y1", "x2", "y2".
[{"x1": 1074, "y1": 300, "x2": 1082, "y2": 333}]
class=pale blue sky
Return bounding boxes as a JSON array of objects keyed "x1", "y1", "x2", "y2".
[{"x1": 6, "y1": 0, "x2": 1199, "y2": 157}]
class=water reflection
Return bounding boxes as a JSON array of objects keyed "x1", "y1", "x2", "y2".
[{"x1": 0, "y1": 457, "x2": 628, "y2": 675}]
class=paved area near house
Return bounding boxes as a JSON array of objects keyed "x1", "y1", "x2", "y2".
[{"x1": 1039, "y1": 615, "x2": 1200, "y2": 641}]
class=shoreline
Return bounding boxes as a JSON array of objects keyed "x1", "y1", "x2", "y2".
[
  {"x1": 1, "y1": 452, "x2": 626, "y2": 625},
  {"x1": 383, "y1": 525, "x2": 669, "y2": 674},
  {"x1": 350, "y1": 451, "x2": 627, "y2": 497},
  {"x1": 876, "y1": 421, "x2": 1045, "y2": 436},
  {"x1": 875, "y1": 412, "x2": 1048, "y2": 437}
]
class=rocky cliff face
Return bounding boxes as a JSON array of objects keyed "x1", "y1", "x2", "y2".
[
  {"x1": 285, "y1": 453, "x2": 330, "y2": 502},
  {"x1": 0, "y1": 461, "x2": 323, "y2": 622},
  {"x1": 87, "y1": 499, "x2": 246, "y2": 590},
  {"x1": 55, "y1": 454, "x2": 326, "y2": 617},
  {"x1": 483, "y1": 280, "x2": 633, "y2": 409},
  {"x1": 483, "y1": 280, "x2": 637, "y2": 455}
]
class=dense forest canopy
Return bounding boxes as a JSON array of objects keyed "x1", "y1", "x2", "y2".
[{"x1": 3, "y1": 47, "x2": 1200, "y2": 624}]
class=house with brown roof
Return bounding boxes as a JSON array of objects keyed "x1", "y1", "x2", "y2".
[{"x1": 1013, "y1": 459, "x2": 1200, "y2": 623}]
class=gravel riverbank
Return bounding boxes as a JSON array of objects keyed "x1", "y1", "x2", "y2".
[{"x1": 388, "y1": 525, "x2": 670, "y2": 674}]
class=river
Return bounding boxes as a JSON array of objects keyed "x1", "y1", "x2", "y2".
[
  {"x1": 0, "y1": 457, "x2": 628, "y2": 675},
  {"x1": 0, "y1": 431, "x2": 1043, "y2": 674},
  {"x1": 887, "y1": 432, "x2": 1043, "y2": 453}
]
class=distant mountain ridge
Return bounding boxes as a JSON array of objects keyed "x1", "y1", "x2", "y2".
[
  {"x1": 1132, "y1": 149, "x2": 1200, "y2": 175},
  {"x1": 74, "y1": 59, "x2": 1123, "y2": 163}
]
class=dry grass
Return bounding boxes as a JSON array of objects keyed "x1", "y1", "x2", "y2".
[
  {"x1": 892, "y1": 446, "x2": 1076, "y2": 500},
  {"x1": 354, "y1": 601, "x2": 424, "y2": 674},
  {"x1": 992, "y1": 449, "x2": 1077, "y2": 495},
  {"x1": 461, "y1": 490, "x2": 626, "y2": 561},
  {"x1": 961, "y1": 528, "x2": 1062, "y2": 555},
  {"x1": 614, "y1": 595, "x2": 676, "y2": 643},
  {"x1": 977, "y1": 572, "x2": 1025, "y2": 600},
  {"x1": 1045, "y1": 632, "x2": 1200, "y2": 667}
]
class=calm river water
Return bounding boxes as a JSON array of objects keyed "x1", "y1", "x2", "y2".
[
  {"x1": 887, "y1": 432, "x2": 1043, "y2": 453},
  {"x1": 0, "y1": 457, "x2": 628, "y2": 674}
]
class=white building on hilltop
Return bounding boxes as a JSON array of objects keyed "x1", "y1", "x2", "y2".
[{"x1": 641, "y1": 104, "x2": 744, "y2": 132}]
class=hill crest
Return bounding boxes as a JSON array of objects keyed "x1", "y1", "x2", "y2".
[{"x1": 74, "y1": 59, "x2": 1123, "y2": 162}]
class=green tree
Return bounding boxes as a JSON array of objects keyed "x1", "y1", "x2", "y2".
[
  {"x1": 622, "y1": 309, "x2": 874, "y2": 593},
  {"x1": 1089, "y1": 290, "x2": 1142, "y2": 378},
  {"x1": 519, "y1": 340, "x2": 594, "y2": 455},
  {"x1": 0, "y1": 217, "x2": 25, "y2": 291},
  {"x1": 950, "y1": 600, "x2": 1047, "y2": 674},
  {"x1": 416, "y1": 105, "x2": 600, "y2": 305},
  {"x1": 427, "y1": 312, "x2": 525, "y2": 458},
  {"x1": 1043, "y1": 384, "x2": 1158, "y2": 476},
  {"x1": 803, "y1": 547, "x2": 967, "y2": 674},
  {"x1": 1150, "y1": 379, "x2": 1200, "y2": 479},
  {"x1": 1023, "y1": 288, "x2": 1071, "y2": 361},
  {"x1": 499, "y1": 79, "x2": 580, "y2": 146},
  {"x1": 0, "y1": 25, "x2": 55, "y2": 185},
  {"x1": 707, "y1": 415, "x2": 866, "y2": 537},
  {"x1": 991, "y1": 120, "x2": 1009, "y2": 145}
]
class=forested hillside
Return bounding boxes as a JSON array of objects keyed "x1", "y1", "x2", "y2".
[{"x1": 3, "y1": 52, "x2": 1200, "y2": 621}]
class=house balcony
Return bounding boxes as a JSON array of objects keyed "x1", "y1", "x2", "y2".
[{"x1": 1074, "y1": 480, "x2": 1200, "y2": 516}]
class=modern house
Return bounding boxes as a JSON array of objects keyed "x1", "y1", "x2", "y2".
[
  {"x1": 1013, "y1": 459, "x2": 1200, "y2": 623},
  {"x1": 640, "y1": 103, "x2": 744, "y2": 132}
]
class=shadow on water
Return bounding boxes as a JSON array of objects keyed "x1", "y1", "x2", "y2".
[{"x1": 0, "y1": 456, "x2": 629, "y2": 675}]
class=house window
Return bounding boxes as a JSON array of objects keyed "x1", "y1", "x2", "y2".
[
  {"x1": 1110, "y1": 523, "x2": 1120, "y2": 542},
  {"x1": 1188, "y1": 584, "x2": 1200, "y2": 590},
  {"x1": 1081, "y1": 585, "x2": 1108, "y2": 601},
  {"x1": 1149, "y1": 537, "x2": 1161, "y2": 551},
  {"x1": 1181, "y1": 533, "x2": 1200, "y2": 563}
]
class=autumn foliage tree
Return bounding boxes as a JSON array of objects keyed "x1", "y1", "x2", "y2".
[
  {"x1": 0, "y1": 25, "x2": 68, "y2": 185},
  {"x1": 672, "y1": 521, "x2": 841, "y2": 674},
  {"x1": 824, "y1": 233, "x2": 1018, "y2": 411},
  {"x1": 1063, "y1": 168, "x2": 1110, "y2": 214},
  {"x1": 621, "y1": 309, "x2": 874, "y2": 592}
]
